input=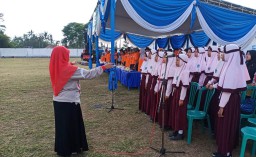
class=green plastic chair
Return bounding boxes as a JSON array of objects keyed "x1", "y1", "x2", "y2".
[
  {"x1": 240, "y1": 86, "x2": 256, "y2": 128},
  {"x1": 187, "y1": 87, "x2": 215, "y2": 144},
  {"x1": 240, "y1": 127, "x2": 256, "y2": 157},
  {"x1": 241, "y1": 90, "x2": 247, "y2": 103},
  {"x1": 248, "y1": 118, "x2": 256, "y2": 126},
  {"x1": 187, "y1": 82, "x2": 200, "y2": 110}
]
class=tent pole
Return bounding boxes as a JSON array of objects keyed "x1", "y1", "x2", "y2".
[
  {"x1": 96, "y1": 36, "x2": 99, "y2": 67},
  {"x1": 110, "y1": 0, "x2": 116, "y2": 63},
  {"x1": 88, "y1": 34, "x2": 93, "y2": 69}
]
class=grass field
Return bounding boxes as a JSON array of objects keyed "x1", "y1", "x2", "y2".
[{"x1": 0, "y1": 58, "x2": 252, "y2": 157}]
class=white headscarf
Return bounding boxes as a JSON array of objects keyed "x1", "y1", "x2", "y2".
[
  {"x1": 191, "y1": 47, "x2": 195, "y2": 53},
  {"x1": 186, "y1": 48, "x2": 195, "y2": 72},
  {"x1": 158, "y1": 63, "x2": 168, "y2": 80},
  {"x1": 218, "y1": 46, "x2": 224, "y2": 53},
  {"x1": 172, "y1": 54, "x2": 190, "y2": 87},
  {"x1": 218, "y1": 44, "x2": 247, "y2": 92},
  {"x1": 198, "y1": 47, "x2": 207, "y2": 72},
  {"x1": 212, "y1": 47, "x2": 225, "y2": 78},
  {"x1": 147, "y1": 50, "x2": 157, "y2": 74},
  {"x1": 141, "y1": 61, "x2": 149, "y2": 73},
  {"x1": 190, "y1": 47, "x2": 206, "y2": 73},
  {"x1": 213, "y1": 61, "x2": 225, "y2": 79},
  {"x1": 151, "y1": 51, "x2": 165, "y2": 76},
  {"x1": 181, "y1": 50, "x2": 186, "y2": 54},
  {"x1": 145, "y1": 51, "x2": 150, "y2": 57},
  {"x1": 141, "y1": 50, "x2": 151, "y2": 73},
  {"x1": 205, "y1": 46, "x2": 219, "y2": 74},
  {"x1": 203, "y1": 47, "x2": 209, "y2": 63},
  {"x1": 166, "y1": 51, "x2": 176, "y2": 78},
  {"x1": 154, "y1": 55, "x2": 169, "y2": 93}
]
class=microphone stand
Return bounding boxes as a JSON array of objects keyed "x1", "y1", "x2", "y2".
[
  {"x1": 107, "y1": 67, "x2": 124, "y2": 113},
  {"x1": 150, "y1": 57, "x2": 185, "y2": 156}
]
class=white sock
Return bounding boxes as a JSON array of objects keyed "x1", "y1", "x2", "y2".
[
  {"x1": 227, "y1": 152, "x2": 230, "y2": 156},
  {"x1": 178, "y1": 130, "x2": 183, "y2": 134}
]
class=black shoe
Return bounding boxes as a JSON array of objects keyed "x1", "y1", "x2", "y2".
[
  {"x1": 169, "y1": 133, "x2": 184, "y2": 140},
  {"x1": 168, "y1": 131, "x2": 178, "y2": 137}
]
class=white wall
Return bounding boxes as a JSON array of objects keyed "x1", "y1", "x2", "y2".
[{"x1": 0, "y1": 48, "x2": 84, "y2": 57}]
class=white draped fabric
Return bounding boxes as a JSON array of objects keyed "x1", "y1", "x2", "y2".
[
  {"x1": 196, "y1": 7, "x2": 256, "y2": 49},
  {"x1": 120, "y1": 0, "x2": 196, "y2": 33},
  {"x1": 92, "y1": 0, "x2": 256, "y2": 50}
]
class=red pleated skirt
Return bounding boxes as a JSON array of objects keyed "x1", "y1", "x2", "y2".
[
  {"x1": 169, "y1": 85, "x2": 188, "y2": 131},
  {"x1": 142, "y1": 75, "x2": 153, "y2": 113},
  {"x1": 146, "y1": 76, "x2": 157, "y2": 115},
  {"x1": 139, "y1": 74, "x2": 146, "y2": 111},
  {"x1": 208, "y1": 89, "x2": 221, "y2": 135},
  {"x1": 216, "y1": 93, "x2": 240, "y2": 155}
]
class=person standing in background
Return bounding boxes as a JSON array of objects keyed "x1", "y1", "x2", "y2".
[
  {"x1": 246, "y1": 50, "x2": 256, "y2": 84},
  {"x1": 213, "y1": 44, "x2": 248, "y2": 157}
]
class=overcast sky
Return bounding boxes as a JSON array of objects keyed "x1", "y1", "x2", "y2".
[{"x1": 0, "y1": 0, "x2": 255, "y2": 41}]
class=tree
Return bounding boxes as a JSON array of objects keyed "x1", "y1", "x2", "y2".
[
  {"x1": 11, "y1": 30, "x2": 56, "y2": 48},
  {"x1": 0, "y1": 32, "x2": 12, "y2": 48},
  {"x1": 11, "y1": 36, "x2": 24, "y2": 47},
  {"x1": 61, "y1": 22, "x2": 88, "y2": 48},
  {"x1": 0, "y1": 13, "x2": 12, "y2": 48},
  {"x1": 0, "y1": 13, "x2": 5, "y2": 33}
]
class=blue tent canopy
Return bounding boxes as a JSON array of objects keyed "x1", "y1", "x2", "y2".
[
  {"x1": 156, "y1": 38, "x2": 169, "y2": 49},
  {"x1": 197, "y1": 2, "x2": 256, "y2": 44},
  {"x1": 100, "y1": 0, "x2": 256, "y2": 48},
  {"x1": 87, "y1": 0, "x2": 256, "y2": 66},
  {"x1": 170, "y1": 35, "x2": 187, "y2": 49},
  {"x1": 128, "y1": 0, "x2": 194, "y2": 27},
  {"x1": 126, "y1": 33, "x2": 154, "y2": 48},
  {"x1": 189, "y1": 31, "x2": 211, "y2": 47},
  {"x1": 99, "y1": 29, "x2": 122, "y2": 42}
]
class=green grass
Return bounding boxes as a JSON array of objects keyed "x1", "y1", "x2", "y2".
[{"x1": 0, "y1": 58, "x2": 250, "y2": 157}]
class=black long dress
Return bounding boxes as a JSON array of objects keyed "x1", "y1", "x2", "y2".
[{"x1": 54, "y1": 101, "x2": 88, "y2": 156}]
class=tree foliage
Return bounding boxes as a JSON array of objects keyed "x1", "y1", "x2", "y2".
[
  {"x1": 0, "y1": 13, "x2": 12, "y2": 48},
  {"x1": 0, "y1": 12, "x2": 5, "y2": 33},
  {"x1": 0, "y1": 32, "x2": 12, "y2": 48},
  {"x1": 61, "y1": 22, "x2": 88, "y2": 48},
  {"x1": 11, "y1": 30, "x2": 56, "y2": 48}
]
